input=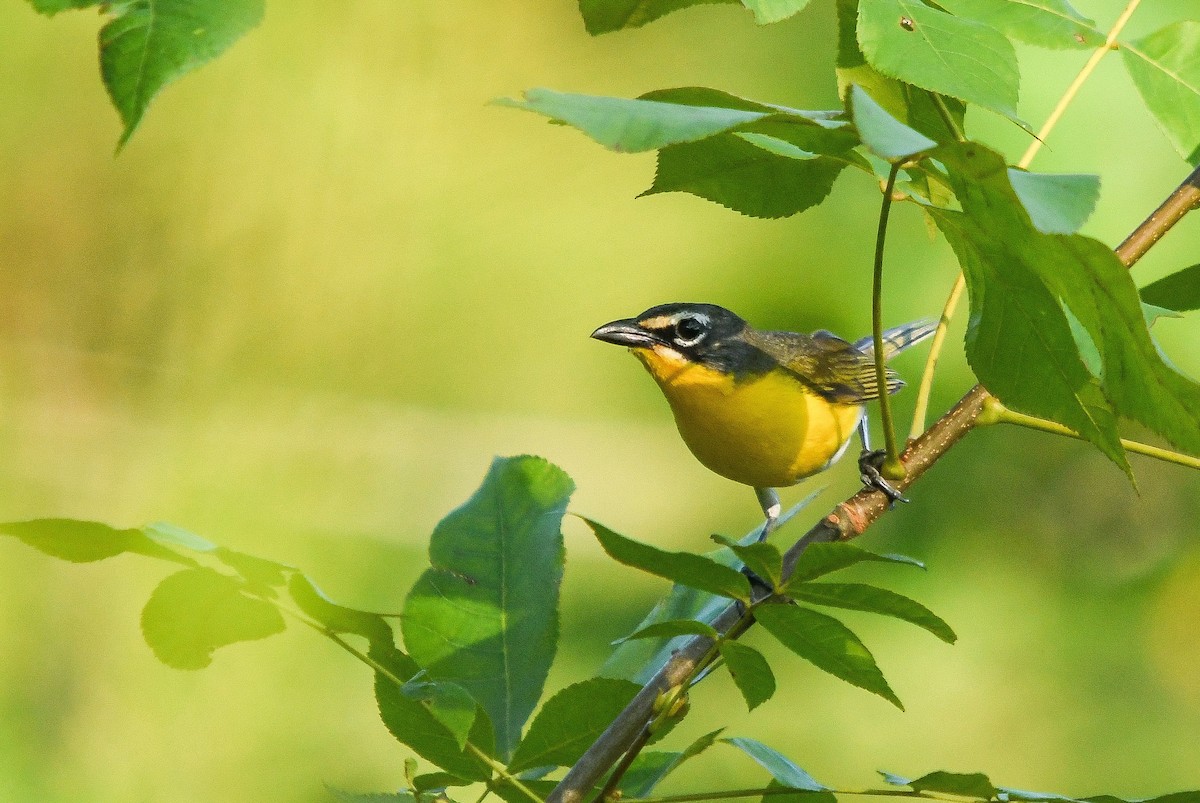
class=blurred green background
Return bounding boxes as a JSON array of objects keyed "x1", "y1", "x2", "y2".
[{"x1": 1, "y1": 1, "x2": 1199, "y2": 801}]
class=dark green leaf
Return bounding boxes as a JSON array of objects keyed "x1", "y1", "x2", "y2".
[
  {"x1": 401, "y1": 678, "x2": 478, "y2": 752},
  {"x1": 100, "y1": 0, "x2": 264, "y2": 147},
  {"x1": 402, "y1": 456, "x2": 573, "y2": 761},
  {"x1": 720, "y1": 641, "x2": 777, "y2": 710},
  {"x1": 1123, "y1": 22, "x2": 1200, "y2": 165},
  {"x1": 376, "y1": 676, "x2": 494, "y2": 781},
  {"x1": 621, "y1": 752, "x2": 685, "y2": 797},
  {"x1": 584, "y1": 518, "x2": 751, "y2": 601},
  {"x1": 858, "y1": 0, "x2": 1021, "y2": 121},
  {"x1": 140, "y1": 568, "x2": 284, "y2": 670},
  {"x1": 619, "y1": 619, "x2": 721, "y2": 642},
  {"x1": 934, "y1": 0, "x2": 1102, "y2": 49},
  {"x1": 742, "y1": 0, "x2": 812, "y2": 25},
  {"x1": 934, "y1": 142, "x2": 1200, "y2": 469},
  {"x1": 1007, "y1": 170, "x2": 1100, "y2": 234},
  {"x1": 711, "y1": 535, "x2": 783, "y2": 589},
  {"x1": 889, "y1": 770, "x2": 999, "y2": 799},
  {"x1": 490, "y1": 780, "x2": 559, "y2": 803},
  {"x1": 1140, "y1": 264, "x2": 1200, "y2": 312},
  {"x1": 413, "y1": 773, "x2": 474, "y2": 793},
  {"x1": 25, "y1": 0, "x2": 102, "y2": 15},
  {"x1": 850, "y1": 84, "x2": 937, "y2": 161},
  {"x1": 724, "y1": 737, "x2": 826, "y2": 790},
  {"x1": 755, "y1": 603, "x2": 902, "y2": 708},
  {"x1": 508, "y1": 678, "x2": 641, "y2": 772},
  {"x1": 787, "y1": 542, "x2": 924, "y2": 584},
  {"x1": 577, "y1": 0, "x2": 739, "y2": 35},
  {"x1": 288, "y1": 573, "x2": 396, "y2": 645},
  {"x1": 789, "y1": 583, "x2": 956, "y2": 643}
]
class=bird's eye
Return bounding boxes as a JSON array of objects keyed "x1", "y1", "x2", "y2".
[{"x1": 674, "y1": 316, "x2": 706, "y2": 346}]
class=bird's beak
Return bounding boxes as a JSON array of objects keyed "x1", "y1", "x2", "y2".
[{"x1": 590, "y1": 318, "x2": 658, "y2": 348}]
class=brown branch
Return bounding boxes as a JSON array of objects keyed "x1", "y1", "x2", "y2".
[{"x1": 545, "y1": 164, "x2": 1200, "y2": 803}]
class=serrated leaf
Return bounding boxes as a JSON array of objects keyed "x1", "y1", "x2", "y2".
[
  {"x1": 376, "y1": 676, "x2": 494, "y2": 782},
  {"x1": 724, "y1": 737, "x2": 826, "y2": 790},
  {"x1": 140, "y1": 568, "x2": 284, "y2": 670},
  {"x1": 858, "y1": 0, "x2": 1021, "y2": 121},
  {"x1": 577, "y1": 0, "x2": 739, "y2": 35},
  {"x1": 934, "y1": 142, "x2": 1200, "y2": 471},
  {"x1": 508, "y1": 678, "x2": 641, "y2": 772},
  {"x1": 99, "y1": 0, "x2": 264, "y2": 147},
  {"x1": 1140, "y1": 264, "x2": 1200, "y2": 312},
  {"x1": 755, "y1": 603, "x2": 903, "y2": 708},
  {"x1": 720, "y1": 641, "x2": 777, "y2": 710},
  {"x1": 711, "y1": 535, "x2": 783, "y2": 589},
  {"x1": 584, "y1": 518, "x2": 751, "y2": 601},
  {"x1": 788, "y1": 582, "x2": 956, "y2": 643},
  {"x1": 850, "y1": 84, "x2": 937, "y2": 161},
  {"x1": 742, "y1": 0, "x2": 811, "y2": 25},
  {"x1": 618, "y1": 619, "x2": 721, "y2": 643},
  {"x1": 1123, "y1": 22, "x2": 1200, "y2": 165},
  {"x1": 1007, "y1": 170, "x2": 1100, "y2": 234},
  {"x1": 788, "y1": 542, "x2": 925, "y2": 584},
  {"x1": 402, "y1": 456, "x2": 572, "y2": 762},
  {"x1": 401, "y1": 678, "x2": 478, "y2": 752},
  {"x1": 935, "y1": 0, "x2": 1102, "y2": 49}
]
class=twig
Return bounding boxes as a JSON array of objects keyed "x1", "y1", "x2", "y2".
[{"x1": 908, "y1": 274, "x2": 965, "y2": 441}]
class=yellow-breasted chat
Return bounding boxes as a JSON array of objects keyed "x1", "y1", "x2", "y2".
[{"x1": 591, "y1": 303, "x2": 935, "y2": 537}]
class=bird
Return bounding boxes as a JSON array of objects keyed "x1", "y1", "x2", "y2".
[{"x1": 591, "y1": 302, "x2": 936, "y2": 539}]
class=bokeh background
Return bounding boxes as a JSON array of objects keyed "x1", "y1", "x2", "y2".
[{"x1": 1, "y1": 1, "x2": 1198, "y2": 801}]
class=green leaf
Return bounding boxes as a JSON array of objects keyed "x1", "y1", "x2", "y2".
[
  {"x1": 288, "y1": 573, "x2": 396, "y2": 646},
  {"x1": 140, "y1": 568, "x2": 285, "y2": 670},
  {"x1": 619, "y1": 619, "x2": 721, "y2": 642},
  {"x1": 577, "y1": 0, "x2": 739, "y2": 35},
  {"x1": 720, "y1": 641, "x2": 777, "y2": 710},
  {"x1": 617, "y1": 729, "x2": 724, "y2": 797},
  {"x1": 584, "y1": 518, "x2": 751, "y2": 601},
  {"x1": 401, "y1": 678, "x2": 478, "y2": 752},
  {"x1": 788, "y1": 582, "x2": 956, "y2": 643},
  {"x1": 0, "y1": 518, "x2": 188, "y2": 565},
  {"x1": 850, "y1": 84, "x2": 937, "y2": 161},
  {"x1": 1123, "y1": 21, "x2": 1200, "y2": 165},
  {"x1": 741, "y1": 0, "x2": 812, "y2": 25},
  {"x1": 1086, "y1": 794, "x2": 1200, "y2": 803},
  {"x1": 755, "y1": 603, "x2": 903, "y2": 708},
  {"x1": 328, "y1": 791, "x2": 416, "y2": 803},
  {"x1": 402, "y1": 456, "x2": 573, "y2": 761},
  {"x1": 934, "y1": 0, "x2": 1102, "y2": 49},
  {"x1": 934, "y1": 142, "x2": 1200, "y2": 470},
  {"x1": 1007, "y1": 170, "x2": 1100, "y2": 234},
  {"x1": 376, "y1": 675, "x2": 494, "y2": 781},
  {"x1": 25, "y1": 0, "x2": 102, "y2": 15},
  {"x1": 787, "y1": 542, "x2": 924, "y2": 584},
  {"x1": 724, "y1": 737, "x2": 826, "y2": 790},
  {"x1": 885, "y1": 770, "x2": 1000, "y2": 799},
  {"x1": 1140, "y1": 264, "x2": 1200, "y2": 312},
  {"x1": 508, "y1": 678, "x2": 641, "y2": 772},
  {"x1": 857, "y1": 0, "x2": 1021, "y2": 121},
  {"x1": 711, "y1": 535, "x2": 783, "y2": 589},
  {"x1": 99, "y1": 0, "x2": 264, "y2": 148}
]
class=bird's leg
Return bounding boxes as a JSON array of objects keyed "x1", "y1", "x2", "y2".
[
  {"x1": 754, "y1": 487, "x2": 781, "y2": 542},
  {"x1": 856, "y1": 417, "x2": 909, "y2": 505}
]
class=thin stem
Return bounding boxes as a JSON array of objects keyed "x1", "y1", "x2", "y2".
[
  {"x1": 981, "y1": 397, "x2": 1200, "y2": 471},
  {"x1": 466, "y1": 744, "x2": 547, "y2": 803},
  {"x1": 908, "y1": 273, "x2": 966, "y2": 440},
  {"x1": 930, "y1": 93, "x2": 965, "y2": 143},
  {"x1": 1018, "y1": 0, "x2": 1142, "y2": 169},
  {"x1": 872, "y1": 162, "x2": 904, "y2": 473}
]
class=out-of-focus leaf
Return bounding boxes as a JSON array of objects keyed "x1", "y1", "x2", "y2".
[
  {"x1": 1123, "y1": 22, "x2": 1200, "y2": 165},
  {"x1": 508, "y1": 678, "x2": 641, "y2": 772},
  {"x1": 401, "y1": 678, "x2": 478, "y2": 752},
  {"x1": 787, "y1": 542, "x2": 924, "y2": 585},
  {"x1": 884, "y1": 770, "x2": 1000, "y2": 799},
  {"x1": 789, "y1": 583, "x2": 956, "y2": 643},
  {"x1": 328, "y1": 790, "x2": 416, "y2": 803},
  {"x1": 858, "y1": 0, "x2": 1021, "y2": 121},
  {"x1": 584, "y1": 518, "x2": 751, "y2": 601},
  {"x1": 1140, "y1": 264, "x2": 1200, "y2": 312},
  {"x1": 935, "y1": 0, "x2": 1102, "y2": 49},
  {"x1": 720, "y1": 641, "x2": 777, "y2": 710},
  {"x1": 288, "y1": 574, "x2": 394, "y2": 645},
  {"x1": 0, "y1": 519, "x2": 189, "y2": 565},
  {"x1": 1007, "y1": 170, "x2": 1100, "y2": 234},
  {"x1": 724, "y1": 737, "x2": 827, "y2": 790},
  {"x1": 25, "y1": 0, "x2": 102, "y2": 15},
  {"x1": 402, "y1": 456, "x2": 573, "y2": 761},
  {"x1": 1086, "y1": 794, "x2": 1200, "y2": 803},
  {"x1": 140, "y1": 568, "x2": 284, "y2": 670},
  {"x1": 100, "y1": 0, "x2": 264, "y2": 147},
  {"x1": 850, "y1": 84, "x2": 937, "y2": 161},
  {"x1": 618, "y1": 619, "x2": 721, "y2": 643},
  {"x1": 711, "y1": 535, "x2": 783, "y2": 589},
  {"x1": 742, "y1": 0, "x2": 811, "y2": 24},
  {"x1": 577, "y1": 0, "x2": 739, "y2": 35},
  {"x1": 755, "y1": 603, "x2": 902, "y2": 708}
]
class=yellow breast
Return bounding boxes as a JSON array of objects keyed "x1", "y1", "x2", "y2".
[{"x1": 634, "y1": 344, "x2": 863, "y2": 489}]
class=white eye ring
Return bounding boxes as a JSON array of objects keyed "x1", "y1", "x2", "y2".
[{"x1": 673, "y1": 315, "x2": 708, "y2": 347}]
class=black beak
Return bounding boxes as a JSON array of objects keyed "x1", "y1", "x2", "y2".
[{"x1": 590, "y1": 318, "x2": 658, "y2": 348}]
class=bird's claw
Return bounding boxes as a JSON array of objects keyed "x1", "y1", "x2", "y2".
[{"x1": 858, "y1": 449, "x2": 909, "y2": 506}]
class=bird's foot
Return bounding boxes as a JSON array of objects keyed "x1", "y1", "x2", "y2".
[{"x1": 858, "y1": 450, "x2": 909, "y2": 506}]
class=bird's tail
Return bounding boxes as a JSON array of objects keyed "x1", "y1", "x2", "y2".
[{"x1": 854, "y1": 319, "x2": 938, "y2": 359}]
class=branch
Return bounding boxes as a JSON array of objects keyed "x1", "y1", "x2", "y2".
[{"x1": 545, "y1": 165, "x2": 1200, "y2": 803}]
